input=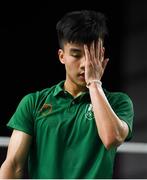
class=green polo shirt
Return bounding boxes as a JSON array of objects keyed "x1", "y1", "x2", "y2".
[{"x1": 7, "y1": 80, "x2": 134, "y2": 179}]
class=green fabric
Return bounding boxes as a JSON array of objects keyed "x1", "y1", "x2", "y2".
[{"x1": 7, "y1": 80, "x2": 134, "y2": 179}]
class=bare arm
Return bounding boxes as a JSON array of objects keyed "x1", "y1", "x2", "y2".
[
  {"x1": 84, "y1": 40, "x2": 129, "y2": 149},
  {"x1": 89, "y1": 83, "x2": 129, "y2": 149},
  {"x1": 0, "y1": 130, "x2": 32, "y2": 179}
]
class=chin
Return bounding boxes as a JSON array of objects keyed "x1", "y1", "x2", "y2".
[{"x1": 77, "y1": 81, "x2": 86, "y2": 87}]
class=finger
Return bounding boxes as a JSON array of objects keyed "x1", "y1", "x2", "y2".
[
  {"x1": 99, "y1": 39, "x2": 104, "y2": 61},
  {"x1": 84, "y1": 44, "x2": 90, "y2": 62},
  {"x1": 101, "y1": 47, "x2": 105, "y2": 62},
  {"x1": 102, "y1": 58, "x2": 109, "y2": 70},
  {"x1": 97, "y1": 39, "x2": 100, "y2": 61},
  {"x1": 94, "y1": 41, "x2": 98, "y2": 58},
  {"x1": 90, "y1": 42, "x2": 95, "y2": 63}
]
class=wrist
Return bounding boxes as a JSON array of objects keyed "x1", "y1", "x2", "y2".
[{"x1": 86, "y1": 79, "x2": 102, "y2": 88}]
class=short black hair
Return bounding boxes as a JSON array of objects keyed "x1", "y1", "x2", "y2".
[{"x1": 56, "y1": 10, "x2": 108, "y2": 49}]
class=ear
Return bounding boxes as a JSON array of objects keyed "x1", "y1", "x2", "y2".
[{"x1": 58, "y1": 49, "x2": 65, "y2": 64}]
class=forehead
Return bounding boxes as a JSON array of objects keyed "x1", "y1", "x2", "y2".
[{"x1": 63, "y1": 42, "x2": 84, "y2": 51}]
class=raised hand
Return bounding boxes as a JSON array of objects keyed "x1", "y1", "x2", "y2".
[{"x1": 84, "y1": 39, "x2": 109, "y2": 85}]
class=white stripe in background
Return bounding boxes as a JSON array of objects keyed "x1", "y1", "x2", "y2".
[
  {"x1": 0, "y1": 137, "x2": 147, "y2": 153},
  {"x1": 117, "y1": 142, "x2": 147, "y2": 153},
  {"x1": 0, "y1": 137, "x2": 10, "y2": 147}
]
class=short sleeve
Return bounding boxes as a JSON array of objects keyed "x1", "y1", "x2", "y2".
[
  {"x1": 113, "y1": 93, "x2": 134, "y2": 141},
  {"x1": 7, "y1": 93, "x2": 35, "y2": 136}
]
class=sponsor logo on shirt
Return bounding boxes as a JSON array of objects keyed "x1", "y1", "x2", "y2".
[
  {"x1": 39, "y1": 103, "x2": 52, "y2": 116},
  {"x1": 85, "y1": 104, "x2": 94, "y2": 120}
]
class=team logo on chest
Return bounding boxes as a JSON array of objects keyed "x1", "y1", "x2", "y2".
[
  {"x1": 39, "y1": 103, "x2": 52, "y2": 116},
  {"x1": 85, "y1": 104, "x2": 94, "y2": 120}
]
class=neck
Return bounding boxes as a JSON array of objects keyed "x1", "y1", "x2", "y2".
[{"x1": 64, "y1": 80, "x2": 87, "y2": 97}]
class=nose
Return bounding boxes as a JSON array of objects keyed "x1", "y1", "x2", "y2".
[{"x1": 80, "y1": 56, "x2": 86, "y2": 69}]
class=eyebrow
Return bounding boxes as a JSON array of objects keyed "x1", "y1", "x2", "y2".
[{"x1": 70, "y1": 48, "x2": 82, "y2": 53}]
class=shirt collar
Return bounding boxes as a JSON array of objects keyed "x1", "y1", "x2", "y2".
[
  {"x1": 53, "y1": 80, "x2": 65, "y2": 97},
  {"x1": 53, "y1": 80, "x2": 89, "y2": 98},
  {"x1": 53, "y1": 80, "x2": 107, "y2": 99}
]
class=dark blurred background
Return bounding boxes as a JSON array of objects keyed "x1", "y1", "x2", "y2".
[{"x1": 0, "y1": 0, "x2": 147, "y2": 178}]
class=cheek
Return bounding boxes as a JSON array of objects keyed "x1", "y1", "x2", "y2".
[
  {"x1": 65, "y1": 63, "x2": 74, "y2": 73},
  {"x1": 65, "y1": 60, "x2": 79, "y2": 74}
]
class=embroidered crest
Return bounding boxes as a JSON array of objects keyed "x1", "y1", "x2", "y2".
[
  {"x1": 40, "y1": 103, "x2": 52, "y2": 116},
  {"x1": 85, "y1": 104, "x2": 94, "y2": 120}
]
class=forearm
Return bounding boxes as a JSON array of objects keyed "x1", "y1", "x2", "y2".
[
  {"x1": 0, "y1": 130, "x2": 32, "y2": 179},
  {"x1": 0, "y1": 160, "x2": 23, "y2": 179},
  {"x1": 89, "y1": 82, "x2": 128, "y2": 149}
]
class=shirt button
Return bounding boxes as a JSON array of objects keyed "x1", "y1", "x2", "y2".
[{"x1": 72, "y1": 101, "x2": 75, "y2": 105}]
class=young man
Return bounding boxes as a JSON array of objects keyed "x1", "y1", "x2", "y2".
[{"x1": 0, "y1": 10, "x2": 134, "y2": 178}]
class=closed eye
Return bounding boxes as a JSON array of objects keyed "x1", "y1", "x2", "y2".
[
  {"x1": 70, "y1": 48, "x2": 83, "y2": 59},
  {"x1": 71, "y1": 53, "x2": 82, "y2": 58}
]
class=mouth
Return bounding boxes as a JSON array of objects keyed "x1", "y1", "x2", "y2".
[{"x1": 78, "y1": 72, "x2": 85, "y2": 80}]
